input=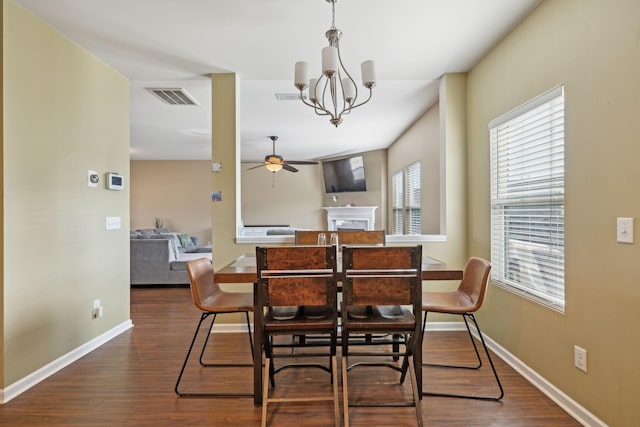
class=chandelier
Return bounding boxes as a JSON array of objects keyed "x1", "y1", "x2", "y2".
[{"x1": 294, "y1": 0, "x2": 376, "y2": 127}]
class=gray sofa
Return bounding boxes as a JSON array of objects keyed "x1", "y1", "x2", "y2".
[{"x1": 130, "y1": 228, "x2": 212, "y2": 286}]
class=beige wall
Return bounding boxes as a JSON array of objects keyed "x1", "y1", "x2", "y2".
[
  {"x1": 241, "y1": 149, "x2": 387, "y2": 231},
  {"x1": 466, "y1": 0, "x2": 640, "y2": 425},
  {"x1": 388, "y1": 103, "x2": 441, "y2": 234},
  {"x1": 130, "y1": 160, "x2": 212, "y2": 245},
  {"x1": 241, "y1": 163, "x2": 325, "y2": 229},
  {"x1": 3, "y1": 0, "x2": 130, "y2": 386}
]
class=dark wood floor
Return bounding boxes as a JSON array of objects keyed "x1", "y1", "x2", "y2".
[{"x1": 0, "y1": 287, "x2": 581, "y2": 426}]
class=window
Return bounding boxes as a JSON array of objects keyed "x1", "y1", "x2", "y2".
[
  {"x1": 489, "y1": 85, "x2": 565, "y2": 311},
  {"x1": 392, "y1": 162, "x2": 421, "y2": 235}
]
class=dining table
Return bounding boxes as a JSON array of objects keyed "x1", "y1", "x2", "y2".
[{"x1": 214, "y1": 251, "x2": 464, "y2": 405}]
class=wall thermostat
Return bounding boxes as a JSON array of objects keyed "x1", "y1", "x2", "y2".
[{"x1": 106, "y1": 172, "x2": 124, "y2": 190}]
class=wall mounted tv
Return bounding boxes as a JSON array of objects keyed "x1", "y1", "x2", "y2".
[{"x1": 322, "y1": 155, "x2": 367, "y2": 193}]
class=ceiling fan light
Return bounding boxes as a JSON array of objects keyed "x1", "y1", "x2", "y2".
[{"x1": 265, "y1": 163, "x2": 283, "y2": 172}]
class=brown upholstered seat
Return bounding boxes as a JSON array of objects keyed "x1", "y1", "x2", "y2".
[
  {"x1": 341, "y1": 245, "x2": 423, "y2": 427},
  {"x1": 256, "y1": 245, "x2": 340, "y2": 427},
  {"x1": 175, "y1": 257, "x2": 254, "y2": 397},
  {"x1": 420, "y1": 256, "x2": 504, "y2": 400}
]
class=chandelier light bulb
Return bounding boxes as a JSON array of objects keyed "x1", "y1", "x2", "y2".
[
  {"x1": 361, "y1": 60, "x2": 376, "y2": 88},
  {"x1": 309, "y1": 78, "x2": 320, "y2": 102},
  {"x1": 295, "y1": 62, "x2": 309, "y2": 89},
  {"x1": 322, "y1": 46, "x2": 339, "y2": 77}
]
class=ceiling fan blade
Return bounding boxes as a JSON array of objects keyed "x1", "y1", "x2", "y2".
[
  {"x1": 246, "y1": 164, "x2": 266, "y2": 170},
  {"x1": 286, "y1": 160, "x2": 319, "y2": 165},
  {"x1": 282, "y1": 164, "x2": 299, "y2": 173}
]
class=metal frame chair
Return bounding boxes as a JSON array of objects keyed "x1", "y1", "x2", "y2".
[
  {"x1": 341, "y1": 245, "x2": 423, "y2": 427},
  {"x1": 419, "y1": 256, "x2": 504, "y2": 400},
  {"x1": 175, "y1": 258, "x2": 254, "y2": 397},
  {"x1": 256, "y1": 245, "x2": 340, "y2": 427}
]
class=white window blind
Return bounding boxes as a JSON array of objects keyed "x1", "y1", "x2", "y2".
[
  {"x1": 489, "y1": 85, "x2": 565, "y2": 311},
  {"x1": 392, "y1": 162, "x2": 421, "y2": 235},
  {"x1": 406, "y1": 162, "x2": 421, "y2": 234},
  {"x1": 392, "y1": 171, "x2": 404, "y2": 234}
]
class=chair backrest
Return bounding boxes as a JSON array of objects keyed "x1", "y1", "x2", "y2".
[
  {"x1": 342, "y1": 245, "x2": 422, "y2": 310},
  {"x1": 294, "y1": 230, "x2": 386, "y2": 246},
  {"x1": 457, "y1": 257, "x2": 492, "y2": 313},
  {"x1": 186, "y1": 258, "x2": 222, "y2": 311},
  {"x1": 256, "y1": 245, "x2": 338, "y2": 311}
]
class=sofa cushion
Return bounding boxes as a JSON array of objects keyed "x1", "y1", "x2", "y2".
[
  {"x1": 170, "y1": 253, "x2": 212, "y2": 271},
  {"x1": 138, "y1": 229, "x2": 155, "y2": 238},
  {"x1": 149, "y1": 233, "x2": 180, "y2": 260}
]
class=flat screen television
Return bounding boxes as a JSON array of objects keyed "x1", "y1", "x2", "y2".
[{"x1": 322, "y1": 155, "x2": 367, "y2": 193}]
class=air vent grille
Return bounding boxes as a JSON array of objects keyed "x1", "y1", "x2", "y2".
[
  {"x1": 275, "y1": 93, "x2": 307, "y2": 101},
  {"x1": 147, "y1": 88, "x2": 199, "y2": 105}
]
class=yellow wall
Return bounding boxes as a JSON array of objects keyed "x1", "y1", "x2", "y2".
[
  {"x1": 130, "y1": 160, "x2": 211, "y2": 245},
  {"x1": 2, "y1": 0, "x2": 130, "y2": 385},
  {"x1": 466, "y1": 0, "x2": 640, "y2": 425}
]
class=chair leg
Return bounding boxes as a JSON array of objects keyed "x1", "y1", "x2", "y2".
[
  {"x1": 175, "y1": 312, "x2": 253, "y2": 397},
  {"x1": 341, "y1": 355, "x2": 350, "y2": 427},
  {"x1": 343, "y1": 334, "x2": 423, "y2": 427},
  {"x1": 175, "y1": 313, "x2": 209, "y2": 396},
  {"x1": 199, "y1": 311, "x2": 254, "y2": 367},
  {"x1": 421, "y1": 313, "x2": 504, "y2": 401},
  {"x1": 421, "y1": 312, "x2": 482, "y2": 369},
  {"x1": 406, "y1": 355, "x2": 424, "y2": 427},
  {"x1": 331, "y1": 355, "x2": 340, "y2": 427},
  {"x1": 198, "y1": 313, "x2": 217, "y2": 366},
  {"x1": 261, "y1": 356, "x2": 270, "y2": 427}
]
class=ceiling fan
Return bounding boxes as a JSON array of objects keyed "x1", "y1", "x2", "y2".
[{"x1": 247, "y1": 136, "x2": 318, "y2": 173}]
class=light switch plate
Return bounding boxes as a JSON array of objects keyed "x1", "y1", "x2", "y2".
[
  {"x1": 106, "y1": 216, "x2": 121, "y2": 230},
  {"x1": 617, "y1": 217, "x2": 634, "y2": 243}
]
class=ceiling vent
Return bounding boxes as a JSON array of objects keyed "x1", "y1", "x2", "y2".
[
  {"x1": 146, "y1": 88, "x2": 199, "y2": 105},
  {"x1": 275, "y1": 93, "x2": 307, "y2": 101}
]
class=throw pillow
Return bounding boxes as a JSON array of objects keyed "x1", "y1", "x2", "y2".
[{"x1": 177, "y1": 233, "x2": 192, "y2": 248}]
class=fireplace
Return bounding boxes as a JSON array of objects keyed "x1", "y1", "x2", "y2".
[{"x1": 323, "y1": 206, "x2": 377, "y2": 231}]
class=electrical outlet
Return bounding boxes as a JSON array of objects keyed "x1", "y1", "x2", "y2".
[{"x1": 574, "y1": 345, "x2": 587, "y2": 372}]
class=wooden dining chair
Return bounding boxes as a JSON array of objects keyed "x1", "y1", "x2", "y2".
[
  {"x1": 341, "y1": 245, "x2": 423, "y2": 427},
  {"x1": 419, "y1": 256, "x2": 504, "y2": 400},
  {"x1": 256, "y1": 245, "x2": 340, "y2": 427},
  {"x1": 294, "y1": 229, "x2": 386, "y2": 246},
  {"x1": 174, "y1": 258, "x2": 254, "y2": 397}
]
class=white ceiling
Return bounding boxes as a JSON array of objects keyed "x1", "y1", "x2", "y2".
[{"x1": 15, "y1": 0, "x2": 541, "y2": 162}]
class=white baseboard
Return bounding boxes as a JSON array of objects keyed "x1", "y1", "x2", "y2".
[
  {"x1": 1, "y1": 319, "x2": 133, "y2": 404},
  {"x1": 426, "y1": 321, "x2": 607, "y2": 427}
]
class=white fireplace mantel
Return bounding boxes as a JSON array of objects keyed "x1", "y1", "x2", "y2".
[{"x1": 323, "y1": 206, "x2": 377, "y2": 231}]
